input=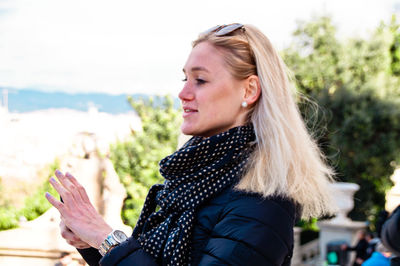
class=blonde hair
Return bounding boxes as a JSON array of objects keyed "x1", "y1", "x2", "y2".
[{"x1": 193, "y1": 24, "x2": 337, "y2": 219}]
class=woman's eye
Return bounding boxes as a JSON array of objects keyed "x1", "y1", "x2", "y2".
[
  {"x1": 196, "y1": 79, "x2": 206, "y2": 85},
  {"x1": 181, "y1": 77, "x2": 206, "y2": 85}
]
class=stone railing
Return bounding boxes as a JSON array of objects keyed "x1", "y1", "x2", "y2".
[
  {"x1": 299, "y1": 239, "x2": 320, "y2": 265},
  {"x1": 293, "y1": 227, "x2": 320, "y2": 266}
]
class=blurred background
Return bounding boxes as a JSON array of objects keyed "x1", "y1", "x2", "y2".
[{"x1": 1, "y1": 0, "x2": 400, "y2": 265}]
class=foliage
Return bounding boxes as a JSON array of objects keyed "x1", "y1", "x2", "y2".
[
  {"x1": 389, "y1": 15, "x2": 400, "y2": 78},
  {"x1": 0, "y1": 177, "x2": 19, "y2": 230},
  {"x1": 19, "y1": 160, "x2": 59, "y2": 221},
  {"x1": 283, "y1": 16, "x2": 400, "y2": 223},
  {"x1": 110, "y1": 95, "x2": 181, "y2": 227},
  {"x1": 312, "y1": 88, "x2": 400, "y2": 222},
  {"x1": 284, "y1": 16, "x2": 396, "y2": 97},
  {"x1": 296, "y1": 217, "x2": 319, "y2": 232},
  {"x1": 0, "y1": 206, "x2": 19, "y2": 231},
  {"x1": 0, "y1": 160, "x2": 59, "y2": 231}
]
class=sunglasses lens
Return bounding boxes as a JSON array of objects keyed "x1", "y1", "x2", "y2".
[
  {"x1": 200, "y1": 25, "x2": 223, "y2": 36},
  {"x1": 215, "y1": 23, "x2": 243, "y2": 36}
]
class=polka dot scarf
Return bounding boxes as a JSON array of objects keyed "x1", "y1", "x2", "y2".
[{"x1": 132, "y1": 124, "x2": 255, "y2": 265}]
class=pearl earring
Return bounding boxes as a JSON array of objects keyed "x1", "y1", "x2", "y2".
[{"x1": 241, "y1": 101, "x2": 248, "y2": 108}]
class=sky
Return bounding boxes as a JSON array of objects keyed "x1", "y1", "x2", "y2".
[{"x1": 0, "y1": 0, "x2": 399, "y2": 96}]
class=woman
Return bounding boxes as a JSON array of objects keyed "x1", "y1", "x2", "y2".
[{"x1": 46, "y1": 23, "x2": 337, "y2": 265}]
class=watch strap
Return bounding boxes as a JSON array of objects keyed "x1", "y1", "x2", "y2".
[{"x1": 99, "y1": 230, "x2": 126, "y2": 256}]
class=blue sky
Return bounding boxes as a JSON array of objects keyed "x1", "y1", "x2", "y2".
[{"x1": 0, "y1": 0, "x2": 398, "y2": 95}]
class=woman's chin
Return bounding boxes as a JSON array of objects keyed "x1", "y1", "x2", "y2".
[
  {"x1": 181, "y1": 125, "x2": 194, "y2": 136},
  {"x1": 181, "y1": 125, "x2": 206, "y2": 137}
]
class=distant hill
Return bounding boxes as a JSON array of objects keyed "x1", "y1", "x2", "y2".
[{"x1": 3, "y1": 89, "x2": 154, "y2": 114}]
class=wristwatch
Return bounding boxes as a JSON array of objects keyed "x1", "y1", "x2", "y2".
[{"x1": 98, "y1": 230, "x2": 128, "y2": 256}]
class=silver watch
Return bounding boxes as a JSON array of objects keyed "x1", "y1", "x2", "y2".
[{"x1": 98, "y1": 230, "x2": 128, "y2": 256}]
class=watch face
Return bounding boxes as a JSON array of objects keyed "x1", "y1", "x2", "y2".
[{"x1": 113, "y1": 230, "x2": 128, "y2": 242}]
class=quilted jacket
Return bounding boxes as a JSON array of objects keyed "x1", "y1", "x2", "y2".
[{"x1": 78, "y1": 188, "x2": 298, "y2": 265}]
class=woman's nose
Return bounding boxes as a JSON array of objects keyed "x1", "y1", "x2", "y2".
[{"x1": 178, "y1": 82, "x2": 194, "y2": 102}]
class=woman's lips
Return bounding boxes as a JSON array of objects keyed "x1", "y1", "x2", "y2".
[{"x1": 182, "y1": 107, "x2": 198, "y2": 118}]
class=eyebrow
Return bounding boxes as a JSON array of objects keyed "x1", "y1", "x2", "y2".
[{"x1": 182, "y1": 66, "x2": 210, "y2": 73}]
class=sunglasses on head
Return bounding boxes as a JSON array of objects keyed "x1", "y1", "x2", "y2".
[{"x1": 201, "y1": 23, "x2": 244, "y2": 36}]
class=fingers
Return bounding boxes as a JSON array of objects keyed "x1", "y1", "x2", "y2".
[
  {"x1": 45, "y1": 192, "x2": 64, "y2": 211},
  {"x1": 49, "y1": 176, "x2": 75, "y2": 207},
  {"x1": 55, "y1": 170, "x2": 77, "y2": 197},
  {"x1": 49, "y1": 169, "x2": 98, "y2": 218},
  {"x1": 61, "y1": 221, "x2": 81, "y2": 241},
  {"x1": 60, "y1": 220, "x2": 73, "y2": 238},
  {"x1": 60, "y1": 220, "x2": 91, "y2": 249},
  {"x1": 65, "y1": 172, "x2": 91, "y2": 204},
  {"x1": 60, "y1": 220, "x2": 90, "y2": 249},
  {"x1": 53, "y1": 170, "x2": 86, "y2": 205}
]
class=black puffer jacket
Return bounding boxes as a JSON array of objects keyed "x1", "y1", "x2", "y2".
[
  {"x1": 78, "y1": 188, "x2": 298, "y2": 265},
  {"x1": 382, "y1": 205, "x2": 400, "y2": 256}
]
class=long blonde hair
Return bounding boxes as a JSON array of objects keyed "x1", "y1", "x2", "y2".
[{"x1": 193, "y1": 24, "x2": 337, "y2": 219}]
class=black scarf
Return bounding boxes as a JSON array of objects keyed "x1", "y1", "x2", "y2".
[{"x1": 132, "y1": 124, "x2": 255, "y2": 265}]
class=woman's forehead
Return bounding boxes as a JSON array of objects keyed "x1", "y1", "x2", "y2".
[{"x1": 183, "y1": 42, "x2": 226, "y2": 73}]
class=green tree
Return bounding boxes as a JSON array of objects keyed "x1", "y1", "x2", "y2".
[
  {"x1": 19, "y1": 159, "x2": 59, "y2": 221},
  {"x1": 283, "y1": 16, "x2": 400, "y2": 223},
  {"x1": 0, "y1": 160, "x2": 59, "y2": 231},
  {"x1": 311, "y1": 87, "x2": 400, "y2": 222},
  {"x1": 389, "y1": 15, "x2": 400, "y2": 78},
  {"x1": 110, "y1": 95, "x2": 181, "y2": 227}
]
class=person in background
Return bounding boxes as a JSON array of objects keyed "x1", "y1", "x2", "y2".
[
  {"x1": 45, "y1": 23, "x2": 337, "y2": 265},
  {"x1": 362, "y1": 241, "x2": 391, "y2": 266},
  {"x1": 365, "y1": 232, "x2": 379, "y2": 259},
  {"x1": 376, "y1": 209, "x2": 389, "y2": 238},
  {"x1": 341, "y1": 230, "x2": 369, "y2": 266}
]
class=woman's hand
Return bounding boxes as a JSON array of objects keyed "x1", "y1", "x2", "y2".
[
  {"x1": 45, "y1": 170, "x2": 112, "y2": 248},
  {"x1": 60, "y1": 219, "x2": 91, "y2": 249}
]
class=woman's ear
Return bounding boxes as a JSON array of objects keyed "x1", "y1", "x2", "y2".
[{"x1": 243, "y1": 75, "x2": 261, "y2": 105}]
